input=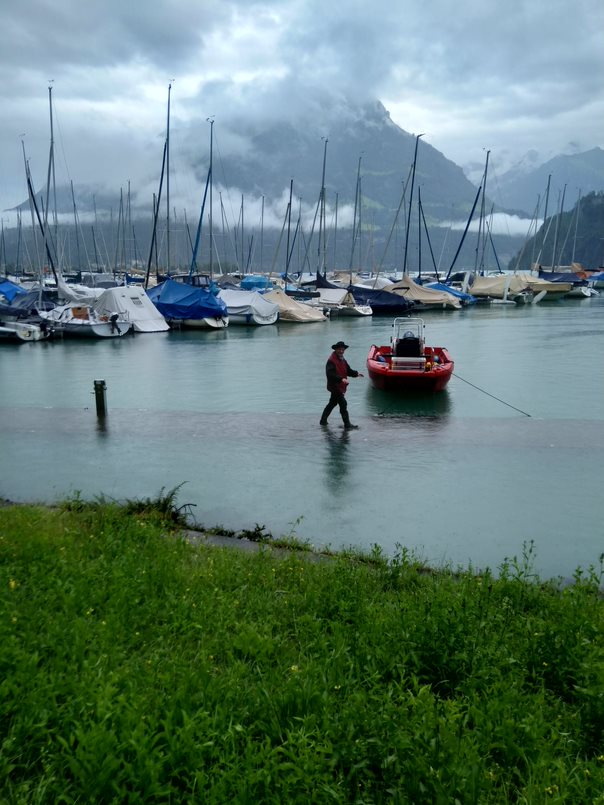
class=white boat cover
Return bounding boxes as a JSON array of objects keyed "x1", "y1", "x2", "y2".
[
  {"x1": 218, "y1": 289, "x2": 279, "y2": 325},
  {"x1": 317, "y1": 288, "x2": 348, "y2": 305},
  {"x1": 55, "y1": 275, "x2": 168, "y2": 331},
  {"x1": 57, "y1": 274, "x2": 105, "y2": 301},
  {"x1": 384, "y1": 275, "x2": 462, "y2": 309},
  {"x1": 314, "y1": 288, "x2": 372, "y2": 317},
  {"x1": 351, "y1": 276, "x2": 393, "y2": 289},
  {"x1": 263, "y1": 288, "x2": 327, "y2": 323},
  {"x1": 92, "y1": 287, "x2": 170, "y2": 332},
  {"x1": 332, "y1": 271, "x2": 367, "y2": 286}
]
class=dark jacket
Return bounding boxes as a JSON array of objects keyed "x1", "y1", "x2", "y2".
[{"x1": 326, "y1": 352, "x2": 359, "y2": 394}]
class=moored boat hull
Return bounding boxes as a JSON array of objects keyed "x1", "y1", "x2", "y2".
[
  {"x1": 0, "y1": 321, "x2": 52, "y2": 342},
  {"x1": 367, "y1": 317, "x2": 454, "y2": 392},
  {"x1": 367, "y1": 344, "x2": 454, "y2": 392},
  {"x1": 40, "y1": 305, "x2": 132, "y2": 338}
]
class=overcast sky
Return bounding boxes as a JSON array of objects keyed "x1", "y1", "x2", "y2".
[{"x1": 1, "y1": 0, "x2": 602, "y2": 229}]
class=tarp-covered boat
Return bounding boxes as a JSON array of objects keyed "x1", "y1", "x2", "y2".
[
  {"x1": 147, "y1": 278, "x2": 228, "y2": 329},
  {"x1": 425, "y1": 282, "x2": 476, "y2": 305},
  {"x1": 313, "y1": 287, "x2": 372, "y2": 317},
  {"x1": 40, "y1": 303, "x2": 133, "y2": 338},
  {"x1": 513, "y1": 272, "x2": 573, "y2": 300},
  {"x1": 218, "y1": 289, "x2": 279, "y2": 325},
  {"x1": 262, "y1": 288, "x2": 327, "y2": 323},
  {"x1": 315, "y1": 272, "x2": 415, "y2": 316},
  {"x1": 367, "y1": 317, "x2": 454, "y2": 392},
  {"x1": 52, "y1": 275, "x2": 169, "y2": 332},
  {"x1": 0, "y1": 279, "x2": 28, "y2": 304},
  {"x1": 467, "y1": 274, "x2": 532, "y2": 303},
  {"x1": 384, "y1": 274, "x2": 462, "y2": 309}
]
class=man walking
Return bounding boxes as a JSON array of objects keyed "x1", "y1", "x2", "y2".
[{"x1": 320, "y1": 340, "x2": 364, "y2": 429}]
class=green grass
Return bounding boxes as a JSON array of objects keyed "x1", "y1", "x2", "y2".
[{"x1": 1, "y1": 499, "x2": 604, "y2": 803}]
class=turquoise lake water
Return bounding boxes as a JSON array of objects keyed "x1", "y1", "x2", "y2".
[{"x1": 1, "y1": 296, "x2": 603, "y2": 580}]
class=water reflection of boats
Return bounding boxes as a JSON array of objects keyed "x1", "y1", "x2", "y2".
[{"x1": 366, "y1": 387, "x2": 452, "y2": 419}]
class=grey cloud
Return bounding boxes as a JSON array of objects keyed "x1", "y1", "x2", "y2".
[{"x1": 0, "y1": 0, "x2": 602, "y2": 217}]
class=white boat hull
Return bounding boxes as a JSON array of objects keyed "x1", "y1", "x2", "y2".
[
  {"x1": 0, "y1": 322, "x2": 49, "y2": 342},
  {"x1": 180, "y1": 317, "x2": 229, "y2": 329},
  {"x1": 40, "y1": 305, "x2": 132, "y2": 338}
]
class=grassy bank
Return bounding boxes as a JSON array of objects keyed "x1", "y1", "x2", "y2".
[{"x1": 1, "y1": 497, "x2": 604, "y2": 803}]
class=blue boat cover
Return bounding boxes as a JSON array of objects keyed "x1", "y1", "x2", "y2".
[
  {"x1": 240, "y1": 275, "x2": 273, "y2": 291},
  {"x1": 0, "y1": 279, "x2": 28, "y2": 303},
  {"x1": 537, "y1": 270, "x2": 582, "y2": 283},
  {"x1": 426, "y1": 282, "x2": 476, "y2": 304},
  {"x1": 147, "y1": 278, "x2": 228, "y2": 320},
  {"x1": 10, "y1": 289, "x2": 58, "y2": 312}
]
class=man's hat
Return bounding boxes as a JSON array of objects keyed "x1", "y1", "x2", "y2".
[{"x1": 332, "y1": 341, "x2": 349, "y2": 350}]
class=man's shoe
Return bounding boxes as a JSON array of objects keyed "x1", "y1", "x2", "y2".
[
  {"x1": 319, "y1": 419, "x2": 328, "y2": 426},
  {"x1": 344, "y1": 423, "x2": 359, "y2": 429}
]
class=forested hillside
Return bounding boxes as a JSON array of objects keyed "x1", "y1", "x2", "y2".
[{"x1": 509, "y1": 191, "x2": 604, "y2": 271}]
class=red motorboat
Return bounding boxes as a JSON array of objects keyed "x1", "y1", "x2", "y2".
[{"x1": 367, "y1": 317, "x2": 454, "y2": 392}]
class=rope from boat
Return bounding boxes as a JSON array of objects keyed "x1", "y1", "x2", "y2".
[{"x1": 452, "y1": 373, "x2": 532, "y2": 417}]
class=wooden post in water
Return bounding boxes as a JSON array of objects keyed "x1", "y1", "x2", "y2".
[{"x1": 93, "y1": 380, "x2": 107, "y2": 417}]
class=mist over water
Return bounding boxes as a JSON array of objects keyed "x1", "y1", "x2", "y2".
[{"x1": 1, "y1": 298, "x2": 603, "y2": 580}]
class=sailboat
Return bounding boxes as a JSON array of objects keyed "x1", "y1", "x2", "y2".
[
  {"x1": 262, "y1": 287, "x2": 327, "y2": 323},
  {"x1": 144, "y1": 94, "x2": 229, "y2": 329},
  {"x1": 0, "y1": 278, "x2": 54, "y2": 341},
  {"x1": 39, "y1": 302, "x2": 132, "y2": 338},
  {"x1": 312, "y1": 286, "x2": 372, "y2": 317},
  {"x1": 18, "y1": 87, "x2": 138, "y2": 337},
  {"x1": 147, "y1": 277, "x2": 228, "y2": 328},
  {"x1": 316, "y1": 271, "x2": 415, "y2": 316}
]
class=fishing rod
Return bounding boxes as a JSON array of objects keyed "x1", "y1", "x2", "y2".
[{"x1": 452, "y1": 373, "x2": 531, "y2": 417}]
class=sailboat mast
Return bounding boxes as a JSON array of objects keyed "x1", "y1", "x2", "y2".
[
  {"x1": 207, "y1": 117, "x2": 214, "y2": 279},
  {"x1": 16, "y1": 211, "x2": 22, "y2": 276},
  {"x1": 165, "y1": 83, "x2": 172, "y2": 274},
  {"x1": 70, "y1": 180, "x2": 81, "y2": 271},
  {"x1": 473, "y1": 149, "x2": 490, "y2": 274},
  {"x1": 44, "y1": 84, "x2": 58, "y2": 241},
  {"x1": 91, "y1": 226, "x2": 99, "y2": 270},
  {"x1": 571, "y1": 189, "x2": 582, "y2": 265},
  {"x1": 551, "y1": 184, "x2": 566, "y2": 270},
  {"x1": 42, "y1": 84, "x2": 59, "y2": 274},
  {"x1": 114, "y1": 189, "x2": 124, "y2": 274},
  {"x1": 348, "y1": 155, "x2": 362, "y2": 278},
  {"x1": 0, "y1": 221, "x2": 5, "y2": 275},
  {"x1": 144, "y1": 134, "x2": 167, "y2": 289},
  {"x1": 285, "y1": 179, "x2": 293, "y2": 276},
  {"x1": 535, "y1": 174, "x2": 552, "y2": 266},
  {"x1": 403, "y1": 133, "x2": 424, "y2": 276},
  {"x1": 417, "y1": 186, "x2": 422, "y2": 279},
  {"x1": 260, "y1": 195, "x2": 265, "y2": 272},
  {"x1": 127, "y1": 181, "x2": 132, "y2": 273},
  {"x1": 318, "y1": 137, "x2": 328, "y2": 274},
  {"x1": 22, "y1": 140, "x2": 42, "y2": 278},
  {"x1": 333, "y1": 192, "x2": 338, "y2": 271}
]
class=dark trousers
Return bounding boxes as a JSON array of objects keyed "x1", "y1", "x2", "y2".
[{"x1": 321, "y1": 391, "x2": 351, "y2": 425}]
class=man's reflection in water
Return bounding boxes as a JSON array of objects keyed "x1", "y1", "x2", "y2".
[{"x1": 322, "y1": 426, "x2": 350, "y2": 495}]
